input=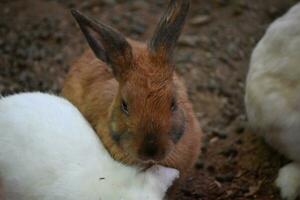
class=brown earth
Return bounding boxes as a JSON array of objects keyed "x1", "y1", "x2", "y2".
[{"x1": 0, "y1": 0, "x2": 298, "y2": 199}]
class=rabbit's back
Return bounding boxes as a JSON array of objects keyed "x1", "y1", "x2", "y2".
[
  {"x1": 245, "y1": 3, "x2": 300, "y2": 161},
  {"x1": 248, "y1": 3, "x2": 300, "y2": 80},
  {"x1": 0, "y1": 93, "x2": 108, "y2": 199}
]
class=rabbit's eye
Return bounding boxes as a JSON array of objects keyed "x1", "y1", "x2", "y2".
[
  {"x1": 171, "y1": 99, "x2": 177, "y2": 112},
  {"x1": 121, "y1": 99, "x2": 129, "y2": 115}
]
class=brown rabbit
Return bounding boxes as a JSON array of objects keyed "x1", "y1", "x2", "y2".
[{"x1": 62, "y1": 0, "x2": 202, "y2": 178}]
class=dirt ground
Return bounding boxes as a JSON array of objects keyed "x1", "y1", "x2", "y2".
[{"x1": 0, "y1": 0, "x2": 299, "y2": 199}]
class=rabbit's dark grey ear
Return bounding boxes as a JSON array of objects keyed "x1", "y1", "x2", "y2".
[
  {"x1": 149, "y1": 0, "x2": 190, "y2": 62},
  {"x1": 71, "y1": 9, "x2": 133, "y2": 80}
]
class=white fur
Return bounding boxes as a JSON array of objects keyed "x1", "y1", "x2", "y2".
[
  {"x1": 0, "y1": 92, "x2": 179, "y2": 200},
  {"x1": 245, "y1": 3, "x2": 300, "y2": 200},
  {"x1": 276, "y1": 163, "x2": 300, "y2": 200}
]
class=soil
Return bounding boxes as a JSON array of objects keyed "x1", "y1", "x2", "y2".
[{"x1": 0, "y1": 0, "x2": 298, "y2": 199}]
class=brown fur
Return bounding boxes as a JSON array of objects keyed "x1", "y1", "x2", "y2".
[{"x1": 62, "y1": 40, "x2": 202, "y2": 177}]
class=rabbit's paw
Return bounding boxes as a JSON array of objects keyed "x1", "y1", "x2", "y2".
[{"x1": 276, "y1": 163, "x2": 300, "y2": 200}]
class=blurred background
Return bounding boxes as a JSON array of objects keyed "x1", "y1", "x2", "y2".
[{"x1": 0, "y1": 0, "x2": 298, "y2": 199}]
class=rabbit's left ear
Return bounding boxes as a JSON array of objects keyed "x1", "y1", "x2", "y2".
[
  {"x1": 149, "y1": 0, "x2": 190, "y2": 62},
  {"x1": 71, "y1": 9, "x2": 133, "y2": 81}
]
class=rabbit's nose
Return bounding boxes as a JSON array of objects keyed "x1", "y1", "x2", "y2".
[
  {"x1": 138, "y1": 146, "x2": 165, "y2": 161},
  {"x1": 138, "y1": 134, "x2": 166, "y2": 161},
  {"x1": 139, "y1": 145, "x2": 158, "y2": 159}
]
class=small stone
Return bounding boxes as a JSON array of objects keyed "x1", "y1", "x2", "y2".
[
  {"x1": 111, "y1": 16, "x2": 121, "y2": 24},
  {"x1": 196, "y1": 112, "x2": 205, "y2": 118},
  {"x1": 178, "y1": 35, "x2": 199, "y2": 47},
  {"x1": 219, "y1": 146, "x2": 238, "y2": 158},
  {"x1": 235, "y1": 124, "x2": 245, "y2": 134},
  {"x1": 181, "y1": 188, "x2": 193, "y2": 196},
  {"x1": 207, "y1": 79, "x2": 220, "y2": 91},
  {"x1": 268, "y1": 6, "x2": 280, "y2": 18},
  {"x1": 207, "y1": 165, "x2": 216, "y2": 173},
  {"x1": 215, "y1": 173, "x2": 235, "y2": 182},
  {"x1": 209, "y1": 128, "x2": 228, "y2": 139},
  {"x1": 226, "y1": 190, "x2": 234, "y2": 197},
  {"x1": 130, "y1": 1, "x2": 148, "y2": 11},
  {"x1": 240, "y1": 185, "x2": 249, "y2": 193},
  {"x1": 176, "y1": 52, "x2": 193, "y2": 63},
  {"x1": 233, "y1": 7, "x2": 243, "y2": 16},
  {"x1": 209, "y1": 137, "x2": 219, "y2": 145},
  {"x1": 201, "y1": 146, "x2": 207, "y2": 153},
  {"x1": 235, "y1": 139, "x2": 243, "y2": 145},
  {"x1": 190, "y1": 15, "x2": 211, "y2": 26},
  {"x1": 195, "y1": 159, "x2": 204, "y2": 169},
  {"x1": 4, "y1": 7, "x2": 11, "y2": 14},
  {"x1": 54, "y1": 54, "x2": 64, "y2": 64},
  {"x1": 216, "y1": 0, "x2": 230, "y2": 7},
  {"x1": 130, "y1": 21, "x2": 146, "y2": 35},
  {"x1": 103, "y1": 0, "x2": 116, "y2": 6},
  {"x1": 80, "y1": 1, "x2": 92, "y2": 9},
  {"x1": 245, "y1": 184, "x2": 261, "y2": 197}
]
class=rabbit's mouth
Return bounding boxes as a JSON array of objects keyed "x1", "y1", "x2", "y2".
[
  {"x1": 138, "y1": 158, "x2": 157, "y2": 164},
  {"x1": 139, "y1": 161, "x2": 157, "y2": 171}
]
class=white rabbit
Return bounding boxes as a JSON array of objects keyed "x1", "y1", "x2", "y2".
[
  {"x1": 245, "y1": 3, "x2": 300, "y2": 200},
  {"x1": 0, "y1": 92, "x2": 179, "y2": 200}
]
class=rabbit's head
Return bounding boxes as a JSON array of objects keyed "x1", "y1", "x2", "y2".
[{"x1": 71, "y1": 0, "x2": 189, "y2": 163}]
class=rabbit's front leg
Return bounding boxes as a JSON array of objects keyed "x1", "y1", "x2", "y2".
[{"x1": 276, "y1": 162, "x2": 300, "y2": 200}]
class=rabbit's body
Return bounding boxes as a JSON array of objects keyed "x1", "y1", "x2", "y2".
[
  {"x1": 63, "y1": 48, "x2": 201, "y2": 175},
  {"x1": 245, "y1": 3, "x2": 300, "y2": 200},
  {"x1": 0, "y1": 93, "x2": 179, "y2": 200},
  {"x1": 63, "y1": 0, "x2": 201, "y2": 178}
]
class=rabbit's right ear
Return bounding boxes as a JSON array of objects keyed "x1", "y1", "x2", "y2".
[
  {"x1": 71, "y1": 9, "x2": 133, "y2": 81},
  {"x1": 149, "y1": 0, "x2": 190, "y2": 62}
]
